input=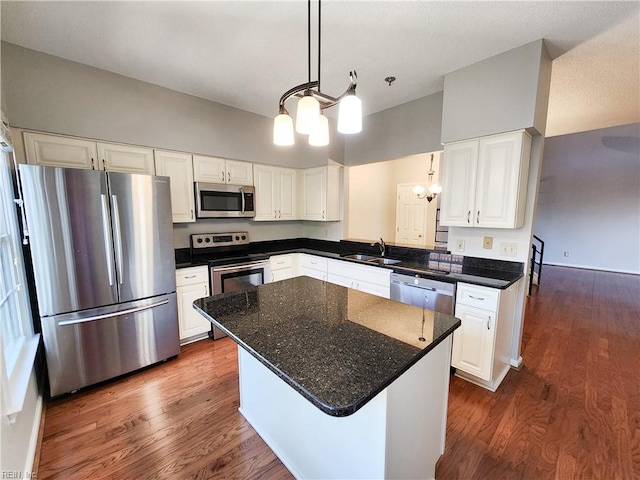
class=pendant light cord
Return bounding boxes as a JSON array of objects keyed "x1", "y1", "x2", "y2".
[
  {"x1": 307, "y1": 0, "x2": 311, "y2": 85},
  {"x1": 318, "y1": 0, "x2": 321, "y2": 92}
]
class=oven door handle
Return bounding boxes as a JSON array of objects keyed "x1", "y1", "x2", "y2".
[{"x1": 211, "y1": 261, "x2": 268, "y2": 273}]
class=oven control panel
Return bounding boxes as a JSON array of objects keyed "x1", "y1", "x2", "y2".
[{"x1": 191, "y1": 232, "x2": 249, "y2": 249}]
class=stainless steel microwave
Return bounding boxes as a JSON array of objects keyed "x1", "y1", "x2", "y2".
[{"x1": 195, "y1": 182, "x2": 256, "y2": 218}]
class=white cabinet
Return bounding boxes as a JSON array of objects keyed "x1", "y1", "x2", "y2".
[
  {"x1": 97, "y1": 143, "x2": 155, "y2": 174},
  {"x1": 254, "y1": 164, "x2": 297, "y2": 221},
  {"x1": 176, "y1": 266, "x2": 210, "y2": 344},
  {"x1": 327, "y1": 259, "x2": 391, "y2": 299},
  {"x1": 451, "y1": 281, "x2": 518, "y2": 391},
  {"x1": 300, "y1": 165, "x2": 342, "y2": 221},
  {"x1": 193, "y1": 155, "x2": 253, "y2": 186},
  {"x1": 23, "y1": 132, "x2": 155, "y2": 174},
  {"x1": 154, "y1": 150, "x2": 195, "y2": 223},
  {"x1": 24, "y1": 132, "x2": 98, "y2": 170},
  {"x1": 269, "y1": 254, "x2": 297, "y2": 282},
  {"x1": 298, "y1": 254, "x2": 328, "y2": 281},
  {"x1": 440, "y1": 130, "x2": 531, "y2": 229}
]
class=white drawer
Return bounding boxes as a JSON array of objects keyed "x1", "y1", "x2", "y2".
[
  {"x1": 270, "y1": 254, "x2": 294, "y2": 270},
  {"x1": 176, "y1": 266, "x2": 209, "y2": 287},
  {"x1": 456, "y1": 282, "x2": 499, "y2": 312},
  {"x1": 299, "y1": 254, "x2": 328, "y2": 271},
  {"x1": 327, "y1": 259, "x2": 391, "y2": 287}
]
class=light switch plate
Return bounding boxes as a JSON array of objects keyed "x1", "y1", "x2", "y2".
[
  {"x1": 483, "y1": 236, "x2": 493, "y2": 249},
  {"x1": 456, "y1": 239, "x2": 465, "y2": 252},
  {"x1": 500, "y1": 242, "x2": 518, "y2": 257}
]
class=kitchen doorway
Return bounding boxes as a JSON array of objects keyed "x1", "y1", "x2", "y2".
[{"x1": 395, "y1": 184, "x2": 435, "y2": 246}]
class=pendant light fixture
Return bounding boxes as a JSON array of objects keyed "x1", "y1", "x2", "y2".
[
  {"x1": 273, "y1": 0, "x2": 362, "y2": 147},
  {"x1": 413, "y1": 154, "x2": 442, "y2": 202}
]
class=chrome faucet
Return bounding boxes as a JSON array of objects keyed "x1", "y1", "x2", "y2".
[{"x1": 371, "y1": 238, "x2": 386, "y2": 257}]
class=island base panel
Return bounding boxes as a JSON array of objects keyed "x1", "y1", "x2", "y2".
[{"x1": 237, "y1": 337, "x2": 452, "y2": 479}]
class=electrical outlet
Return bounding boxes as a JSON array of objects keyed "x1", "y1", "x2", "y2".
[
  {"x1": 455, "y1": 239, "x2": 465, "y2": 252},
  {"x1": 483, "y1": 236, "x2": 493, "y2": 249},
  {"x1": 500, "y1": 242, "x2": 518, "y2": 257},
  {"x1": 563, "y1": 251, "x2": 570, "y2": 257}
]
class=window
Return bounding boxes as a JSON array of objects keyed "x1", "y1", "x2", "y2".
[{"x1": 0, "y1": 132, "x2": 39, "y2": 420}]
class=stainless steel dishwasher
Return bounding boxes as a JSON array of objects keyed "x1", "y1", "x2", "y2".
[{"x1": 390, "y1": 273, "x2": 455, "y2": 315}]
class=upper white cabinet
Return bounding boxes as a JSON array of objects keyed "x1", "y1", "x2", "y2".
[
  {"x1": 97, "y1": 143, "x2": 155, "y2": 174},
  {"x1": 254, "y1": 164, "x2": 297, "y2": 221},
  {"x1": 193, "y1": 155, "x2": 253, "y2": 186},
  {"x1": 23, "y1": 132, "x2": 155, "y2": 174},
  {"x1": 300, "y1": 165, "x2": 342, "y2": 221},
  {"x1": 440, "y1": 130, "x2": 531, "y2": 229},
  {"x1": 154, "y1": 150, "x2": 195, "y2": 223}
]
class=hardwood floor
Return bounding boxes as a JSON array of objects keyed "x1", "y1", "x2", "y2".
[{"x1": 36, "y1": 266, "x2": 640, "y2": 479}]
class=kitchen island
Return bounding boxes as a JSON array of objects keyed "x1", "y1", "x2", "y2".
[{"x1": 194, "y1": 276, "x2": 460, "y2": 479}]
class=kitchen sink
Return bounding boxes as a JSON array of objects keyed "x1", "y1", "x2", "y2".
[
  {"x1": 343, "y1": 254, "x2": 378, "y2": 262},
  {"x1": 343, "y1": 254, "x2": 402, "y2": 266},
  {"x1": 367, "y1": 258, "x2": 402, "y2": 265}
]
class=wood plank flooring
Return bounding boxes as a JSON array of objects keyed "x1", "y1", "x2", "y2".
[{"x1": 36, "y1": 266, "x2": 640, "y2": 479}]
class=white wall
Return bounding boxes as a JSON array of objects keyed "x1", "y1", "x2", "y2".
[{"x1": 534, "y1": 123, "x2": 640, "y2": 274}]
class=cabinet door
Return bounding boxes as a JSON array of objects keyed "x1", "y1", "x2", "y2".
[
  {"x1": 451, "y1": 304, "x2": 495, "y2": 381},
  {"x1": 23, "y1": 132, "x2": 98, "y2": 170},
  {"x1": 301, "y1": 167, "x2": 326, "y2": 221},
  {"x1": 271, "y1": 268, "x2": 294, "y2": 282},
  {"x1": 226, "y1": 160, "x2": 253, "y2": 186},
  {"x1": 299, "y1": 267, "x2": 326, "y2": 281},
  {"x1": 193, "y1": 155, "x2": 226, "y2": 183},
  {"x1": 278, "y1": 167, "x2": 297, "y2": 220},
  {"x1": 177, "y1": 281, "x2": 211, "y2": 342},
  {"x1": 440, "y1": 140, "x2": 478, "y2": 227},
  {"x1": 254, "y1": 165, "x2": 278, "y2": 221},
  {"x1": 475, "y1": 132, "x2": 524, "y2": 228},
  {"x1": 154, "y1": 150, "x2": 195, "y2": 223},
  {"x1": 98, "y1": 143, "x2": 155, "y2": 174}
]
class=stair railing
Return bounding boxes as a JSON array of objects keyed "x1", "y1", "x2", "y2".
[{"x1": 529, "y1": 234, "x2": 545, "y2": 295}]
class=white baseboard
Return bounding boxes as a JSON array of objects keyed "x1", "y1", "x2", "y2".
[
  {"x1": 543, "y1": 262, "x2": 639, "y2": 275},
  {"x1": 510, "y1": 356, "x2": 523, "y2": 369}
]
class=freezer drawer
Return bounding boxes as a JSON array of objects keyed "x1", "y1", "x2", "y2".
[{"x1": 42, "y1": 293, "x2": 179, "y2": 397}]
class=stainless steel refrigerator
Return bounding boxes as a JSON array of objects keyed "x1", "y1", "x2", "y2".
[{"x1": 19, "y1": 164, "x2": 179, "y2": 397}]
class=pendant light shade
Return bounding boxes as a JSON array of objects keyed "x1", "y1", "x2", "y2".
[
  {"x1": 428, "y1": 183, "x2": 442, "y2": 195},
  {"x1": 308, "y1": 114, "x2": 329, "y2": 146},
  {"x1": 296, "y1": 94, "x2": 320, "y2": 134},
  {"x1": 337, "y1": 93, "x2": 362, "y2": 134},
  {"x1": 273, "y1": 113, "x2": 295, "y2": 146},
  {"x1": 413, "y1": 185, "x2": 426, "y2": 196}
]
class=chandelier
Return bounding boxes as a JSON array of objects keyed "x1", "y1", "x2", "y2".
[
  {"x1": 413, "y1": 154, "x2": 442, "y2": 202},
  {"x1": 273, "y1": 0, "x2": 362, "y2": 147}
]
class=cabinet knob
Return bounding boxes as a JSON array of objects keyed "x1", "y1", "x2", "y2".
[
  {"x1": 487, "y1": 315, "x2": 491, "y2": 330},
  {"x1": 191, "y1": 209, "x2": 194, "y2": 220},
  {"x1": 103, "y1": 158, "x2": 106, "y2": 170},
  {"x1": 227, "y1": 172, "x2": 231, "y2": 182},
  {"x1": 477, "y1": 210, "x2": 480, "y2": 224},
  {"x1": 222, "y1": 171, "x2": 225, "y2": 182},
  {"x1": 274, "y1": 210, "x2": 277, "y2": 218},
  {"x1": 322, "y1": 210, "x2": 325, "y2": 219},
  {"x1": 91, "y1": 158, "x2": 96, "y2": 170},
  {"x1": 467, "y1": 211, "x2": 471, "y2": 224}
]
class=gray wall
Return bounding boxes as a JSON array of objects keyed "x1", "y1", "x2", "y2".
[
  {"x1": 1, "y1": 42, "x2": 330, "y2": 168},
  {"x1": 344, "y1": 91, "x2": 443, "y2": 166},
  {"x1": 441, "y1": 39, "x2": 551, "y2": 143},
  {"x1": 535, "y1": 123, "x2": 640, "y2": 274}
]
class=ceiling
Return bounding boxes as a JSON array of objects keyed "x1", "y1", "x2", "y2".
[{"x1": 1, "y1": 1, "x2": 639, "y2": 138}]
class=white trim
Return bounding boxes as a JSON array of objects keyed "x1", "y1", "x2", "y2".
[
  {"x1": 24, "y1": 391, "x2": 43, "y2": 475},
  {"x1": 543, "y1": 262, "x2": 639, "y2": 275},
  {"x1": 510, "y1": 356, "x2": 523, "y2": 369}
]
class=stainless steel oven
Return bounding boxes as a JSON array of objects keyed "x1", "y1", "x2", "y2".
[
  {"x1": 191, "y1": 232, "x2": 270, "y2": 340},
  {"x1": 210, "y1": 259, "x2": 270, "y2": 339}
]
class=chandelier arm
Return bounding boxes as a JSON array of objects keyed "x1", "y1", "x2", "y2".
[
  {"x1": 307, "y1": 0, "x2": 311, "y2": 84},
  {"x1": 318, "y1": 0, "x2": 321, "y2": 92},
  {"x1": 279, "y1": 81, "x2": 319, "y2": 110}
]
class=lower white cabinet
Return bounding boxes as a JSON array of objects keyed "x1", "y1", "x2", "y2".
[
  {"x1": 176, "y1": 266, "x2": 211, "y2": 343},
  {"x1": 298, "y1": 254, "x2": 328, "y2": 281},
  {"x1": 327, "y1": 259, "x2": 391, "y2": 299},
  {"x1": 154, "y1": 150, "x2": 195, "y2": 223},
  {"x1": 451, "y1": 281, "x2": 518, "y2": 391},
  {"x1": 269, "y1": 254, "x2": 297, "y2": 282}
]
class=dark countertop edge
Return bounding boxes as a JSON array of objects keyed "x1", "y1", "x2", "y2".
[
  {"x1": 193, "y1": 302, "x2": 461, "y2": 417},
  {"x1": 178, "y1": 246, "x2": 523, "y2": 290}
]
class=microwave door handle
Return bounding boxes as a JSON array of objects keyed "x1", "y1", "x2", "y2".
[{"x1": 240, "y1": 186, "x2": 245, "y2": 214}]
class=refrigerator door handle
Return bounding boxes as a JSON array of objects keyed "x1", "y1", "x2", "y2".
[
  {"x1": 57, "y1": 299, "x2": 170, "y2": 326},
  {"x1": 100, "y1": 194, "x2": 115, "y2": 286},
  {"x1": 111, "y1": 194, "x2": 124, "y2": 285}
]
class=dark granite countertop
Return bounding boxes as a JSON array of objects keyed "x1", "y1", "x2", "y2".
[
  {"x1": 177, "y1": 238, "x2": 523, "y2": 289},
  {"x1": 193, "y1": 276, "x2": 461, "y2": 417}
]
